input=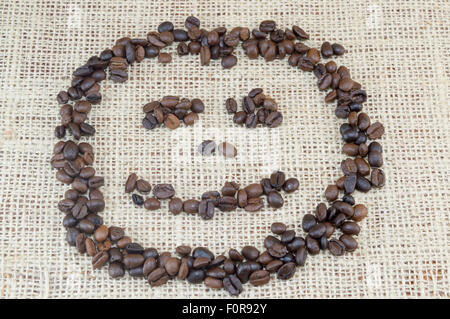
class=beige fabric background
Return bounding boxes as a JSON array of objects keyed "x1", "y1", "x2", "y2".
[{"x1": 0, "y1": 0, "x2": 448, "y2": 298}]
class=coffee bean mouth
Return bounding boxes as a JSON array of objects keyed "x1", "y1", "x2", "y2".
[{"x1": 53, "y1": 16, "x2": 385, "y2": 296}]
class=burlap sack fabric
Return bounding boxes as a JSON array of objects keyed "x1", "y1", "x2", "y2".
[{"x1": 0, "y1": 0, "x2": 448, "y2": 298}]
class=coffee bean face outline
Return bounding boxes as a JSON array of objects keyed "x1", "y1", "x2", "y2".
[{"x1": 53, "y1": 16, "x2": 385, "y2": 296}]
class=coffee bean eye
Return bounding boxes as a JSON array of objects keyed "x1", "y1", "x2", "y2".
[{"x1": 52, "y1": 16, "x2": 385, "y2": 296}]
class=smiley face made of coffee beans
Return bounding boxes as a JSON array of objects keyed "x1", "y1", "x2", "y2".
[{"x1": 52, "y1": 16, "x2": 385, "y2": 295}]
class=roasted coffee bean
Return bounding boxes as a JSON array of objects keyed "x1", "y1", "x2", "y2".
[
  {"x1": 281, "y1": 177, "x2": 299, "y2": 193},
  {"x1": 267, "y1": 242, "x2": 288, "y2": 258},
  {"x1": 321, "y1": 41, "x2": 333, "y2": 58},
  {"x1": 94, "y1": 225, "x2": 108, "y2": 242},
  {"x1": 302, "y1": 214, "x2": 317, "y2": 232},
  {"x1": 245, "y1": 113, "x2": 258, "y2": 128},
  {"x1": 132, "y1": 194, "x2": 144, "y2": 206},
  {"x1": 264, "y1": 235, "x2": 280, "y2": 249},
  {"x1": 368, "y1": 150, "x2": 383, "y2": 167},
  {"x1": 108, "y1": 248, "x2": 122, "y2": 263},
  {"x1": 125, "y1": 173, "x2": 138, "y2": 193},
  {"x1": 226, "y1": 98, "x2": 238, "y2": 113},
  {"x1": 221, "y1": 182, "x2": 239, "y2": 197},
  {"x1": 183, "y1": 199, "x2": 200, "y2": 214},
  {"x1": 367, "y1": 122, "x2": 385, "y2": 140},
  {"x1": 153, "y1": 184, "x2": 175, "y2": 199},
  {"x1": 281, "y1": 230, "x2": 295, "y2": 244},
  {"x1": 241, "y1": 246, "x2": 260, "y2": 261},
  {"x1": 233, "y1": 111, "x2": 247, "y2": 125},
  {"x1": 198, "y1": 200, "x2": 215, "y2": 220},
  {"x1": 193, "y1": 256, "x2": 210, "y2": 269},
  {"x1": 342, "y1": 143, "x2": 359, "y2": 156},
  {"x1": 341, "y1": 158, "x2": 358, "y2": 175},
  {"x1": 244, "y1": 197, "x2": 264, "y2": 212},
  {"x1": 341, "y1": 221, "x2": 361, "y2": 235},
  {"x1": 271, "y1": 222, "x2": 286, "y2": 235},
  {"x1": 148, "y1": 268, "x2": 169, "y2": 286},
  {"x1": 123, "y1": 253, "x2": 144, "y2": 269},
  {"x1": 205, "y1": 277, "x2": 223, "y2": 289},
  {"x1": 356, "y1": 175, "x2": 371, "y2": 192},
  {"x1": 218, "y1": 142, "x2": 237, "y2": 158},
  {"x1": 295, "y1": 246, "x2": 308, "y2": 266},
  {"x1": 117, "y1": 236, "x2": 132, "y2": 249},
  {"x1": 187, "y1": 269, "x2": 205, "y2": 284},
  {"x1": 142, "y1": 114, "x2": 158, "y2": 130},
  {"x1": 243, "y1": 183, "x2": 262, "y2": 198},
  {"x1": 158, "y1": 53, "x2": 172, "y2": 64},
  {"x1": 344, "y1": 174, "x2": 357, "y2": 194},
  {"x1": 260, "y1": 178, "x2": 274, "y2": 195},
  {"x1": 256, "y1": 251, "x2": 273, "y2": 265},
  {"x1": 198, "y1": 140, "x2": 216, "y2": 156},
  {"x1": 136, "y1": 179, "x2": 151, "y2": 193},
  {"x1": 192, "y1": 247, "x2": 214, "y2": 261},
  {"x1": 265, "y1": 259, "x2": 283, "y2": 272},
  {"x1": 66, "y1": 227, "x2": 80, "y2": 246},
  {"x1": 287, "y1": 237, "x2": 305, "y2": 252},
  {"x1": 243, "y1": 96, "x2": 256, "y2": 114},
  {"x1": 249, "y1": 270, "x2": 270, "y2": 286},
  {"x1": 328, "y1": 239, "x2": 346, "y2": 256},
  {"x1": 188, "y1": 41, "x2": 201, "y2": 54},
  {"x1": 168, "y1": 197, "x2": 183, "y2": 215},
  {"x1": 265, "y1": 111, "x2": 283, "y2": 128},
  {"x1": 63, "y1": 214, "x2": 78, "y2": 228},
  {"x1": 78, "y1": 219, "x2": 95, "y2": 234},
  {"x1": 218, "y1": 196, "x2": 237, "y2": 212},
  {"x1": 236, "y1": 189, "x2": 248, "y2": 208},
  {"x1": 371, "y1": 168, "x2": 385, "y2": 187},
  {"x1": 185, "y1": 16, "x2": 200, "y2": 29},
  {"x1": 164, "y1": 112, "x2": 181, "y2": 128},
  {"x1": 342, "y1": 194, "x2": 355, "y2": 206},
  {"x1": 260, "y1": 20, "x2": 276, "y2": 33},
  {"x1": 325, "y1": 184, "x2": 339, "y2": 201},
  {"x1": 236, "y1": 261, "x2": 261, "y2": 283},
  {"x1": 164, "y1": 257, "x2": 180, "y2": 276},
  {"x1": 308, "y1": 223, "x2": 327, "y2": 239},
  {"x1": 92, "y1": 251, "x2": 109, "y2": 269},
  {"x1": 340, "y1": 234, "x2": 358, "y2": 251},
  {"x1": 292, "y1": 25, "x2": 309, "y2": 39},
  {"x1": 332, "y1": 201, "x2": 354, "y2": 218},
  {"x1": 175, "y1": 245, "x2": 191, "y2": 257},
  {"x1": 267, "y1": 191, "x2": 284, "y2": 208},
  {"x1": 277, "y1": 262, "x2": 296, "y2": 280},
  {"x1": 210, "y1": 255, "x2": 226, "y2": 267},
  {"x1": 305, "y1": 235, "x2": 320, "y2": 255},
  {"x1": 221, "y1": 55, "x2": 238, "y2": 69},
  {"x1": 269, "y1": 171, "x2": 285, "y2": 190},
  {"x1": 144, "y1": 198, "x2": 161, "y2": 211},
  {"x1": 332, "y1": 43, "x2": 346, "y2": 56},
  {"x1": 315, "y1": 203, "x2": 328, "y2": 222},
  {"x1": 223, "y1": 275, "x2": 243, "y2": 296}
]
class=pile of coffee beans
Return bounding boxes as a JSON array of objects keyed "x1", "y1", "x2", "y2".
[
  {"x1": 227, "y1": 88, "x2": 283, "y2": 128},
  {"x1": 142, "y1": 97, "x2": 204, "y2": 130},
  {"x1": 52, "y1": 16, "x2": 385, "y2": 296},
  {"x1": 125, "y1": 171, "x2": 298, "y2": 220}
]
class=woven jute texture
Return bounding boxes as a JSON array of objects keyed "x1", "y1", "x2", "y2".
[{"x1": 0, "y1": 0, "x2": 449, "y2": 299}]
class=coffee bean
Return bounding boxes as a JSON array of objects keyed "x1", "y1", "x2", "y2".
[
  {"x1": 265, "y1": 111, "x2": 283, "y2": 128},
  {"x1": 165, "y1": 257, "x2": 180, "y2": 276},
  {"x1": 223, "y1": 275, "x2": 243, "y2": 296},
  {"x1": 339, "y1": 234, "x2": 358, "y2": 251},
  {"x1": 368, "y1": 150, "x2": 383, "y2": 167},
  {"x1": 132, "y1": 194, "x2": 144, "y2": 206},
  {"x1": 344, "y1": 174, "x2": 357, "y2": 194},
  {"x1": 292, "y1": 25, "x2": 309, "y2": 39},
  {"x1": 341, "y1": 221, "x2": 361, "y2": 235},
  {"x1": 332, "y1": 43, "x2": 346, "y2": 56},
  {"x1": 308, "y1": 223, "x2": 326, "y2": 239},
  {"x1": 198, "y1": 200, "x2": 215, "y2": 220},
  {"x1": 277, "y1": 262, "x2": 296, "y2": 280},
  {"x1": 267, "y1": 191, "x2": 284, "y2": 208},
  {"x1": 218, "y1": 196, "x2": 238, "y2": 212},
  {"x1": 367, "y1": 122, "x2": 385, "y2": 140},
  {"x1": 241, "y1": 246, "x2": 260, "y2": 261},
  {"x1": 92, "y1": 251, "x2": 109, "y2": 269},
  {"x1": 183, "y1": 199, "x2": 200, "y2": 214},
  {"x1": 187, "y1": 269, "x2": 205, "y2": 284},
  {"x1": 226, "y1": 98, "x2": 237, "y2": 113},
  {"x1": 168, "y1": 197, "x2": 183, "y2": 215},
  {"x1": 325, "y1": 184, "x2": 339, "y2": 201},
  {"x1": 144, "y1": 198, "x2": 161, "y2": 210},
  {"x1": 281, "y1": 177, "x2": 299, "y2": 193},
  {"x1": 305, "y1": 235, "x2": 320, "y2": 255},
  {"x1": 281, "y1": 230, "x2": 295, "y2": 244},
  {"x1": 125, "y1": 173, "x2": 138, "y2": 193},
  {"x1": 371, "y1": 168, "x2": 385, "y2": 187},
  {"x1": 321, "y1": 41, "x2": 333, "y2": 58},
  {"x1": 302, "y1": 214, "x2": 317, "y2": 232},
  {"x1": 233, "y1": 111, "x2": 246, "y2": 125},
  {"x1": 158, "y1": 53, "x2": 172, "y2": 64},
  {"x1": 135, "y1": 179, "x2": 151, "y2": 194},
  {"x1": 244, "y1": 183, "x2": 263, "y2": 198},
  {"x1": 249, "y1": 270, "x2": 270, "y2": 286},
  {"x1": 164, "y1": 113, "x2": 179, "y2": 129},
  {"x1": 148, "y1": 268, "x2": 169, "y2": 286},
  {"x1": 328, "y1": 239, "x2": 346, "y2": 256},
  {"x1": 271, "y1": 222, "x2": 286, "y2": 235},
  {"x1": 221, "y1": 55, "x2": 237, "y2": 69},
  {"x1": 153, "y1": 184, "x2": 175, "y2": 199},
  {"x1": 218, "y1": 142, "x2": 237, "y2": 158}
]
